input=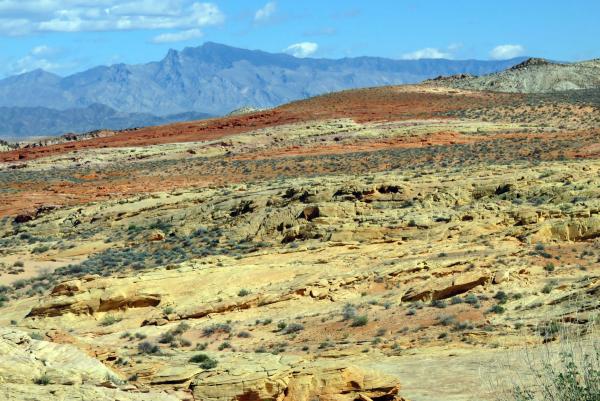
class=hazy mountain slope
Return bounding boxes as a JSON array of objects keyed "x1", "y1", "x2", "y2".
[
  {"x1": 0, "y1": 42, "x2": 526, "y2": 116},
  {"x1": 446, "y1": 58, "x2": 600, "y2": 92},
  {"x1": 0, "y1": 104, "x2": 212, "y2": 140}
]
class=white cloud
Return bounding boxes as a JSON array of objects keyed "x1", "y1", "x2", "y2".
[
  {"x1": 0, "y1": 1, "x2": 224, "y2": 36},
  {"x1": 151, "y1": 28, "x2": 202, "y2": 43},
  {"x1": 283, "y1": 42, "x2": 318, "y2": 58},
  {"x1": 8, "y1": 45, "x2": 63, "y2": 75},
  {"x1": 31, "y1": 45, "x2": 55, "y2": 56},
  {"x1": 254, "y1": 1, "x2": 276, "y2": 22},
  {"x1": 401, "y1": 47, "x2": 451, "y2": 60},
  {"x1": 490, "y1": 44, "x2": 525, "y2": 60}
]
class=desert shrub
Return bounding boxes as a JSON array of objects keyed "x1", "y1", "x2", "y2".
[
  {"x1": 342, "y1": 304, "x2": 357, "y2": 320},
  {"x1": 171, "y1": 322, "x2": 190, "y2": 335},
  {"x1": 431, "y1": 299, "x2": 447, "y2": 309},
  {"x1": 158, "y1": 332, "x2": 175, "y2": 344},
  {"x1": 238, "y1": 288, "x2": 251, "y2": 297},
  {"x1": 218, "y1": 341, "x2": 231, "y2": 350},
  {"x1": 32, "y1": 245, "x2": 50, "y2": 254},
  {"x1": 100, "y1": 314, "x2": 122, "y2": 326},
  {"x1": 203, "y1": 323, "x2": 232, "y2": 336},
  {"x1": 488, "y1": 305, "x2": 506, "y2": 314},
  {"x1": 189, "y1": 353, "x2": 218, "y2": 369},
  {"x1": 464, "y1": 294, "x2": 480, "y2": 306},
  {"x1": 30, "y1": 332, "x2": 44, "y2": 340},
  {"x1": 351, "y1": 315, "x2": 368, "y2": 327},
  {"x1": 454, "y1": 321, "x2": 474, "y2": 331},
  {"x1": 12, "y1": 280, "x2": 27, "y2": 289},
  {"x1": 283, "y1": 323, "x2": 304, "y2": 334},
  {"x1": 494, "y1": 291, "x2": 509, "y2": 304},
  {"x1": 33, "y1": 374, "x2": 51, "y2": 385},
  {"x1": 138, "y1": 341, "x2": 159, "y2": 354},
  {"x1": 439, "y1": 315, "x2": 457, "y2": 326},
  {"x1": 496, "y1": 331, "x2": 599, "y2": 401}
]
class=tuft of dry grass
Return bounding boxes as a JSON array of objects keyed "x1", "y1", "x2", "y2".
[{"x1": 490, "y1": 315, "x2": 599, "y2": 401}]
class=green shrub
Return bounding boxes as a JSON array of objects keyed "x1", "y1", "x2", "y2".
[
  {"x1": 218, "y1": 341, "x2": 231, "y2": 350},
  {"x1": 342, "y1": 304, "x2": 357, "y2": 320},
  {"x1": 203, "y1": 323, "x2": 232, "y2": 336},
  {"x1": 494, "y1": 291, "x2": 509, "y2": 304},
  {"x1": 189, "y1": 353, "x2": 219, "y2": 369},
  {"x1": 431, "y1": 299, "x2": 447, "y2": 309},
  {"x1": 32, "y1": 245, "x2": 50, "y2": 254},
  {"x1": 137, "y1": 341, "x2": 159, "y2": 354},
  {"x1": 158, "y1": 332, "x2": 175, "y2": 344},
  {"x1": 351, "y1": 315, "x2": 368, "y2": 327},
  {"x1": 34, "y1": 374, "x2": 50, "y2": 385},
  {"x1": 464, "y1": 294, "x2": 480, "y2": 306},
  {"x1": 283, "y1": 323, "x2": 304, "y2": 334},
  {"x1": 504, "y1": 346, "x2": 599, "y2": 401},
  {"x1": 488, "y1": 305, "x2": 506, "y2": 314},
  {"x1": 100, "y1": 314, "x2": 122, "y2": 326}
]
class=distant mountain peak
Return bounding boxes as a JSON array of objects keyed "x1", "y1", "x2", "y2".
[{"x1": 16, "y1": 68, "x2": 61, "y2": 80}]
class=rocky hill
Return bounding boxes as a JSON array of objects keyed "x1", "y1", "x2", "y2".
[{"x1": 441, "y1": 57, "x2": 600, "y2": 92}]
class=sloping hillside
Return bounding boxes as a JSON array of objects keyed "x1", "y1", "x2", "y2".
[{"x1": 442, "y1": 58, "x2": 600, "y2": 92}]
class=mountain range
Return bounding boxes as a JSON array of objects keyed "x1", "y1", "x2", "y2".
[
  {"x1": 0, "y1": 42, "x2": 526, "y2": 139},
  {"x1": 0, "y1": 104, "x2": 211, "y2": 140}
]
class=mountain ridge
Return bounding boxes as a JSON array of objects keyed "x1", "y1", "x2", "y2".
[
  {"x1": 0, "y1": 42, "x2": 526, "y2": 116},
  {"x1": 0, "y1": 104, "x2": 212, "y2": 140}
]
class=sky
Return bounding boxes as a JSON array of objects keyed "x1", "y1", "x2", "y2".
[{"x1": 0, "y1": 0, "x2": 598, "y2": 78}]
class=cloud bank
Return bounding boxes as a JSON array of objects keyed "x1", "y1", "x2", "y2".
[
  {"x1": 401, "y1": 47, "x2": 452, "y2": 60},
  {"x1": 0, "y1": 1, "x2": 224, "y2": 36},
  {"x1": 284, "y1": 42, "x2": 318, "y2": 58},
  {"x1": 490, "y1": 44, "x2": 525, "y2": 60}
]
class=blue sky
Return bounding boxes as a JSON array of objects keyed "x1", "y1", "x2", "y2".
[{"x1": 0, "y1": 0, "x2": 598, "y2": 78}]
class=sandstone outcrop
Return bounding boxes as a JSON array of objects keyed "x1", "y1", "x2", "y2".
[{"x1": 191, "y1": 353, "x2": 403, "y2": 401}]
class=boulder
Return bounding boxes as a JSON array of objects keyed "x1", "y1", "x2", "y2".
[
  {"x1": 27, "y1": 281, "x2": 162, "y2": 318},
  {"x1": 402, "y1": 271, "x2": 492, "y2": 302},
  {"x1": 191, "y1": 353, "x2": 403, "y2": 401}
]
